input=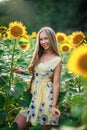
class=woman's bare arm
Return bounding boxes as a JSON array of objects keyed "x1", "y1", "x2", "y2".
[
  {"x1": 52, "y1": 61, "x2": 62, "y2": 117},
  {"x1": 13, "y1": 68, "x2": 29, "y2": 75}
]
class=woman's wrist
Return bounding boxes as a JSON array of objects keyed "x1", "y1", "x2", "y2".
[
  {"x1": 52, "y1": 105, "x2": 59, "y2": 108},
  {"x1": 21, "y1": 71, "x2": 29, "y2": 75},
  {"x1": 52, "y1": 105, "x2": 56, "y2": 108}
]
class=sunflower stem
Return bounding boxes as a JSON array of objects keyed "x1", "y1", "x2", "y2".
[
  {"x1": 9, "y1": 39, "x2": 16, "y2": 86},
  {"x1": 6, "y1": 39, "x2": 16, "y2": 111}
]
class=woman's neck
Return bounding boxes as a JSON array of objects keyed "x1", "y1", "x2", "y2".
[{"x1": 43, "y1": 49, "x2": 54, "y2": 55}]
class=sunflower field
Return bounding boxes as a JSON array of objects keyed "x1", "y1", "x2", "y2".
[{"x1": 0, "y1": 21, "x2": 87, "y2": 130}]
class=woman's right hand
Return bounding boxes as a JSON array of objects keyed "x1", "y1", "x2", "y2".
[
  {"x1": 52, "y1": 106, "x2": 61, "y2": 118},
  {"x1": 13, "y1": 68, "x2": 23, "y2": 74}
]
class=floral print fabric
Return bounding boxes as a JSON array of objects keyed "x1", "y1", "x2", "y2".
[{"x1": 20, "y1": 56, "x2": 61, "y2": 126}]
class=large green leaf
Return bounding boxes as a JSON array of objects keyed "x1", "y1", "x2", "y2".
[
  {"x1": 0, "y1": 110, "x2": 7, "y2": 125},
  {"x1": 61, "y1": 71, "x2": 73, "y2": 83},
  {"x1": 0, "y1": 49, "x2": 4, "y2": 55},
  {"x1": 0, "y1": 75, "x2": 9, "y2": 87},
  {"x1": 10, "y1": 82, "x2": 27, "y2": 98},
  {"x1": 18, "y1": 91, "x2": 32, "y2": 107},
  {"x1": 0, "y1": 127, "x2": 10, "y2": 130},
  {"x1": 0, "y1": 93, "x2": 6, "y2": 109}
]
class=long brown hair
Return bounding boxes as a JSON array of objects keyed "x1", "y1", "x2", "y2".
[{"x1": 28, "y1": 27, "x2": 60, "y2": 73}]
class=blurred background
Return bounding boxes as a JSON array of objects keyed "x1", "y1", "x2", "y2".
[{"x1": 0, "y1": 0, "x2": 87, "y2": 34}]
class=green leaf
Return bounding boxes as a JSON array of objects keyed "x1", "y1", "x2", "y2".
[
  {"x1": 18, "y1": 91, "x2": 32, "y2": 107},
  {"x1": 71, "y1": 105, "x2": 83, "y2": 118},
  {"x1": 10, "y1": 122, "x2": 18, "y2": 130},
  {"x1": 10, "y1": 83, "x2": 27, "y2": 98},
  {"x1": 0, "y1": 93, "x2": 6, "y2": 109},
  {"x1": 0, "y1": 110, "x2": 8, "y2": 125},
  {"x1": 18, "y1": 41, "x2": 28, "y2": 45},
  {"x1": 0, "y1": 49, "x2": 4, "y2": 55},
  {"x1": 61, "y1": 71, "x2": 73, "y2": 82},
  {"x1": 29, "y1": 125, "x2": 42, "y2": 130},
  {"x1": 2, "y1": 85, "x2": 11, "y2": 93},
  {"x1": 0, "y1": 127, "x2": 10, "y2": 130},
  {"x1": 0, "y1": 75, "x2": 9, "y2": 87}
]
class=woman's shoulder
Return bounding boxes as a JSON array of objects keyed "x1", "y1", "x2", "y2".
[
  {"x1": 53, "y1": 55, "x2": 62, "y2": 64},
  {"x1": 53, "y1": 55, "x2": 62, "y2": 60}
]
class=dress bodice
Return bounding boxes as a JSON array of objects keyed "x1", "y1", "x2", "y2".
[{"x1": 34, "y1": 56, "x2": 61, "y2": 79}]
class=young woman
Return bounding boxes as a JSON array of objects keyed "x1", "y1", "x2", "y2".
[{"x1": 13, "y1": 27, "x2": 62, "y2": 130}]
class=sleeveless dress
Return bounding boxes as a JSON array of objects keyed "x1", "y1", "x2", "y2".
[{"x1": 20, "y1": 56, "x2": 61, "y2": 126}]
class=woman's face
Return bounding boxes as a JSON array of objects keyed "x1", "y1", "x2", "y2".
[{"x1": 39, "y1": 31, "x2": 51, "y2": 51}]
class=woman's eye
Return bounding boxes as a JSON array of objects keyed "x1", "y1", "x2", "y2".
[
  {"x1": 40, "y1": 39, "x2": 42, "y2": 41},
  {"x1": 40, "y1": 37, "x2": 48, "y2": 41}
]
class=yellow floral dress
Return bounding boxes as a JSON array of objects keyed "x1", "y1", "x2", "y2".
[{"x1": 20, "y1": 56, "x2": 61, "y2": 126}]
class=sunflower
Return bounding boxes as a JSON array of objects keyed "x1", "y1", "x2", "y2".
[
  {"x1": 20, "y1": 37, "x2": 29, "y2": 43},
  {"x1": 19, "y1": 44, "x2": 30, "y2": 51},
  {"x1": 2, "y1": 31, "x2": 11, "y2": 40},
  {"x1": 67, "y1": 45, "x2": 87, "y2": 78},
  {"x1": 23, "y1": 34, "x2": 31, "y2": 41},
  {"x1": 0, "y1": 33, "x2": 2, "y2": 39},
  {"x1": 18, "y1": 37, "x2": 30, "y2": 51},
  {"x1": 60, "y1": 43, "x2": 71, "y2": 53},
  {"x1": 30, "y1": 32, "x2": 37, "y2": 39},
  {"x1": 9, "y1": 21, "x2": 27, "y2": 39},
  {"x1": 67, "y1": 34, "x2": 73, "y2": 47},
  {"x1": 70, "y1": 31, "x2": 85, "y2": 47},
  {"x1": 0, "y1": 26, "x2": 7, "y2": 34},
  {"x1": 56, "y1": 32, "x2": 67, "y2": 43}
]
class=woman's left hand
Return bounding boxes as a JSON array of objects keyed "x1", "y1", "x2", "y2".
[{"x1": 52, "y1": 106, "x2": 61, "y2": 117}]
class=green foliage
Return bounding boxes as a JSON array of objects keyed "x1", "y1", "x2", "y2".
[
  {"x1": 0, "y1": 37, "x2": 34, "y2": 128},
  {"x1": 57, "y1": 52, "x2": 86, "y2": 128},
  {"x1": 29, "y1": 125, "x2": 42, "y2": 130}
]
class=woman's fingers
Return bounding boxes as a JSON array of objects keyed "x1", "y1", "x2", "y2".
[
  {"x1": 52, "y1": 107, "x2": 61, "y2": 117},
  {"x1": 13, "y1": 68, "x2": 21, "y2": 74}
]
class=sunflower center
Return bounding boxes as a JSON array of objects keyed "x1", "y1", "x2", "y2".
[
  {"x1": 62, "y1": 46, "x2": 69, "y2": 52},
  {"x1": 73, "y1": 35, "x2": 84, "y2": 44},
  {"x1": 20, "y1": 44, "x2": 27, "y2": 49},
  {"x1": 77, "y1": 54, "x2": 87, "y2": 72},
  {"x1": 0, "y1": 27, "x2": 6, "y2": 33},
  {"x1": 58, "y1": 36, "x2": 64, "y2": 42},
  {"x1": 11, "y1": 26, "x2": 23, "y2": 37},
  {"x1": 4, "y1": 33, "x2": 8, "y2": 38}
]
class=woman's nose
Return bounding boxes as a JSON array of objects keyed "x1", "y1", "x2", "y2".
[{"x1": 42, "y1": 39, "x2": 46, "y2": 44}]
